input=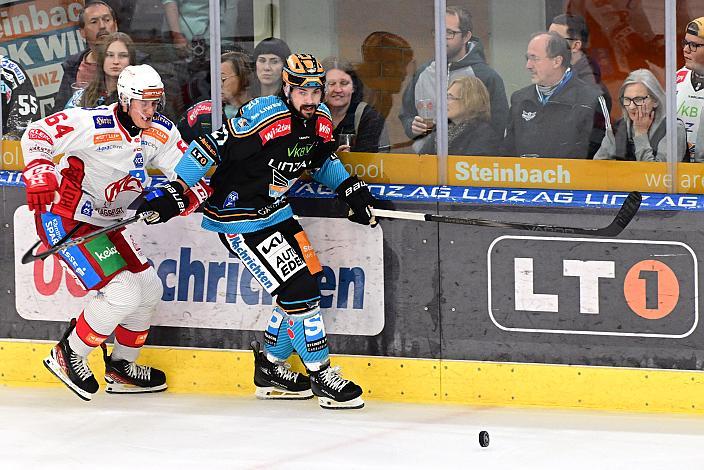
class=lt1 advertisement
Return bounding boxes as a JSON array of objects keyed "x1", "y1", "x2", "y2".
[
  {"x1": 13, "y1": 206, "x2": 385, "y2": 336},
  {"x1": 488, "y1": 235, "x2": 698, "y2": 339}
]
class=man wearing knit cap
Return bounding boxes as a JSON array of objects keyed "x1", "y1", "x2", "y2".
[
  {"x1": 677, "y1": 16, "x2": 704, "y2": 158},
  {"x1": 253, "y1": 37, "x2": 291, "y2": 97}
]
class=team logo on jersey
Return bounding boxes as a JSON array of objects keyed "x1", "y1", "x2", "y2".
[
  {"x1": 133, "y1": 152, "x2": 144, "y2": 167},
  {"x1": 80, "y1": 200, "x2": 93, "y2": 217},
  {"x1": 522, "y1": 110, "x2": 536, "y2": 121},
  {"x1": 92, "y1": 115, "x2": 114, "y2": 129},
  {"x1": 316, "y1": 116, "x2": 333, "y2": 142},
  {"x1": 152, "y1": 113, "x2": 173, "y2": 130},
  {"x1": 143, "y1": 127, "x2": 168, "y2": 144},
  {"x1": 94, "y1": 133, "x2": 121, "y2": 144},
  {"x1": 259, "y1": 117, "x2": 292, "y2": 145},
  {"x1": 269, "y1": 169, "x2": 294, "y2": 198},
  {"x1": 27, "y1": 128, "x2": 53, "y2": 145},
  {"x1": 224, "y1": 191, "x2": 239, "y2": 209},
  {"x1": 105, "y1": 174, "x2": 143, "y2": 202}
]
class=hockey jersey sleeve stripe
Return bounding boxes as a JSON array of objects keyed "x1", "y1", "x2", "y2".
[{"x1": 311, "y1": 156, "x2": 350, "y2": 191}]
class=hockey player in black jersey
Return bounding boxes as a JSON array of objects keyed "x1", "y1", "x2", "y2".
[{"x1": 148, "y1": 53, "x2": 376, "y2": 408}]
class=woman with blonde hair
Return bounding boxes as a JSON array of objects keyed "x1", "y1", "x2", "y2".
[
  {"x1": 65, "y1": 32, "x2": 136, "y2": 109},
  {"x1": 420, "y1": 76, "x2": 501, "y2": 155}
]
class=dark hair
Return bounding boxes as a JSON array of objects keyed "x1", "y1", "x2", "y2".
[
  {"x1": 532, "y1": 31, "x2": 571, "y2": 69},
  {"x1": 446, "y1": 5, "x2": 473, "y2": 33},
  {"x1": 320, "y1": 58, "x2": 364, "y2": 106},
  {"x1": 79, "y1": 1, "x2": 117, "y2": 29},
  {"x1": 80, "y1": 32, "x2": 135, "y2": 107},
  {"x1": 551, "y1": 13, "x2": 589, "y2": 45},
  {"x1": 221, "y1": 51, "x2": 253, "y2": 95},
  {"x1": 253, "y1": 37, "x2": 291, "y2": 61}
]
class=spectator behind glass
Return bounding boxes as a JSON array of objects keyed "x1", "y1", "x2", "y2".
[
  {"x1": 322, "y1": 58, "x2": 388, "y2": 153},
  {"x1": 65, "y1": 32, "x2": 136, "y2": 109},
  {"x1": 594, "y1": 69, "x2": 687, "y2": 162},
  {"x1": 678, "y1": 17, "x2": 704, "y2": 158},
  {"x1": 503, "y1": 31, "x2": 607, "y2": 159},
  {"x1": 177, "y1": 51, "x2": 253, "y2": 143},
  {"x1": 53, "y1": 1, "x2": 118, "y2": 112},
  {"x1": 549, "y1": 13, "x2": 612, "y2": 113},
  {"x1": 252, "y1": 37, "x2": 291, "y2": 97},
  {"x1": 420, "y1": 76, "x2": 501, "y2": 156},
  {"x1": 399, "y1": 5, "x2": 508, "y2": 151}
]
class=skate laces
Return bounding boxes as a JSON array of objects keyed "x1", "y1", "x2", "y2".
[
  {"x1": 274, "y1": 362, "x2": 300, "y2": 383},
  {"x1": 320, "y1": 366, "x2": 348, "y2": 391},
  {"x1": 125, "y1": 362, "x2": 151, "y2": 381},
  {"x1": 69, "y1": 352, "x2": 93, "y2": 381}
]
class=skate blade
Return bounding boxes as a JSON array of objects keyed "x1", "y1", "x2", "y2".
[
  {"x1": 255, "y1": 386, "x2": 313, "y2": 400},
  {"x1": 317, "y1": 396, "x2": 365, "y2": 410},
  {"x1": 42, "y1": 354, "x2": 94, "y2": 402},
  {"x1": 104, "y1": 377, "x2": 168, "y2": 394}
]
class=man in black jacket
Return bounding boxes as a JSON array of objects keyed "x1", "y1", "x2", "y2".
[
  {"x1": 52, "y1": 1, "x2": 118, "y2": 112},
  {"x1": 399, "y1": 5, "x2": 508, "y2": 150},
  {"x1": 503, "y1": 31, "x2": 607, "y2": 159}
]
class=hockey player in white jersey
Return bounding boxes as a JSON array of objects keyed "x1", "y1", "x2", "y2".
[{"x1": 21, "y1": 64, "x2": 210, "y2": 401}]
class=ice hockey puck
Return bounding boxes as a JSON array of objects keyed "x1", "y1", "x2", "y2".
[{"x1": 479, "y1": 430, "x2": 490, "y2": 447}]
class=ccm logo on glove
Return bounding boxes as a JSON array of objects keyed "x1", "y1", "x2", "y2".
[{"x1": 22, "y1": 161, "x2": 58, "y2": 212}]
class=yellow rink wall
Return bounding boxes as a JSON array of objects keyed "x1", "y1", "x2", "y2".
[{"x1": 3, "y1": 340, "x2": 704, "y2": 414}]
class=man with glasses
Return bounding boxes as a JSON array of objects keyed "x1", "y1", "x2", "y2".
[
  {"x1": 503, "y1": 31, "x2": 607, "y2": 159},
  {"x1": 399, "y1": 5, "x2": 508, "y2": 150},
  {"x1": 677, "y1": 16, "x2": 704, "y2": 158},
  {"x1": 549, "y1": 14, "x2": 611, "y2": 113}
]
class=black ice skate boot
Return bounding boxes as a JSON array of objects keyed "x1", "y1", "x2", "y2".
[
  {"x1": 251, "y1": 341, "x2": 313, "y2": 400},
  {"x1": 102, "y1": 345, "x2": 167, "y2": 394},
  {"x1": 43, "y1": 319, "x2": 99, "y2": 401},
  {"x1": 309, "y1": 363, "x2": 364, "y2": 409}
]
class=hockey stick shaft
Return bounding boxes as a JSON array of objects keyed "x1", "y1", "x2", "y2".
[
  {"x1": 21, "y1": 212, "x2": 154, "y2": 264},
  {"x1": 371, "y1": 191, "x2": 641, "y2": 237}
]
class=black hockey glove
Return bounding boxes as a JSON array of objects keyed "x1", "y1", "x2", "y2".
[
  {"x1": 336, "y1": 176, "x2": 377, "y2": 227},
  {"x1": 137, "y1": 181, "x2": 189, "y2": 225}
]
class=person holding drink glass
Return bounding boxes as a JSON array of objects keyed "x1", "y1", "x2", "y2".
[{"x1": 322, "y1": 58, "x2": 387, "y2": 153}]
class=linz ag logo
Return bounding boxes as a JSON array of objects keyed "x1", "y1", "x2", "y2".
[{"x1": 487, "y1": 236, "x2": 698, "y2": 338}]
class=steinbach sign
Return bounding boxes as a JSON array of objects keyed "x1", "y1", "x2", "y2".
[
  {"x1": 487, "y1": 235, "x2": 698, "y2": 339},
  {"x1": 13, "y1": 207, "x2": 385, "y2": 336}
]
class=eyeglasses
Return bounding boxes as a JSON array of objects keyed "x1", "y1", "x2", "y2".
[
  {"x1": 447, "y1": 93, "x2": 461, "y2": 101},
  {"x1": 620, "y1": 95, "x2": 650, "y2": 106},
  {"x1": 682, "y1": 39, "x2": 704, "y2": 51},
  {"x1": 431, "y1": 29, "x2": 465, "y2": 39},
  {"x1": 221, "y1": 75, "x2": 235, "y2": 84}
]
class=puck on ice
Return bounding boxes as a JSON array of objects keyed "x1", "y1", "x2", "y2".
[{"x1": 479, "y1": 430, "x2": 490, "y2": 447}]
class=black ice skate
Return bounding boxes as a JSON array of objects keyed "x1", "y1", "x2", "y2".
[
  {"x1": 102, "y1": 345, "x2": 167, "y2": 394},
  {"x1": 251, "y1": 341, "x2": 313, "y2": 400},
  {"x1": 309, "y1": 363, "x2": 364, "y2": 409},
  {"x1": 42, "y1": 319, "x2": 99, "y2": 401}
]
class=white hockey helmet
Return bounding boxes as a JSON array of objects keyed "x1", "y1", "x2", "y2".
[{"x1": 117, "y1": 64, "x2": 165, "y2": 108}]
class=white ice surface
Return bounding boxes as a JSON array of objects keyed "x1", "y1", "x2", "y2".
[{"x1": 1, "y1": 387, "x2": 703, "y2": 469}]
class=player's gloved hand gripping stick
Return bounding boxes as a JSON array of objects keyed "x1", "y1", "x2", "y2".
[{"x1": 371, "y1": 191, "x2": 641, "y2": 237}]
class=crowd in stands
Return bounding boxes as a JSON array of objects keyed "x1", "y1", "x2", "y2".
[{"x1": 3, "y1": 1, "x2": 704, "y2": 163}]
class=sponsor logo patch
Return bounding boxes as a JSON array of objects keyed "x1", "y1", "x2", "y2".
[
  {"x1": 187, "y1": 101, "x2": 212, "y2": 126},
  {"x1": 143, "y1": 127, "x2": 169, "y2": 144},
  {"x1": 257, "y1": 232, "x2": 305, "y2": 281},
  {"x1": 93, "y1": 133, "x2": 122, "y2": 144},
  {"x1": 80, "y1": 200, "x2": 93, "y2": 217},
  {"x1": 316, "y1": 116, "x2": 333, "y2": 142},
  {"x1": 92, "y1": 115, "x2": 114, "y2": 129},
  {"x1": 259, "y1": 117, "x2": 291, "y2": 145}
]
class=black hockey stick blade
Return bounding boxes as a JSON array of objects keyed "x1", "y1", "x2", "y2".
[
  {"x1": 371, "y1": 191, "x2": 641, "y2": 237},
  {"x1": 21, "y1": 212, "x2": 154, "y2": 264}
]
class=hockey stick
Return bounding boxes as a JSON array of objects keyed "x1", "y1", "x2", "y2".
[
  {"x1": 370, "y1": 191, "x2": 641, "y2": 237},
  {"x1": 21, "y1": 211, "x2": 155, "y2": 264}
]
